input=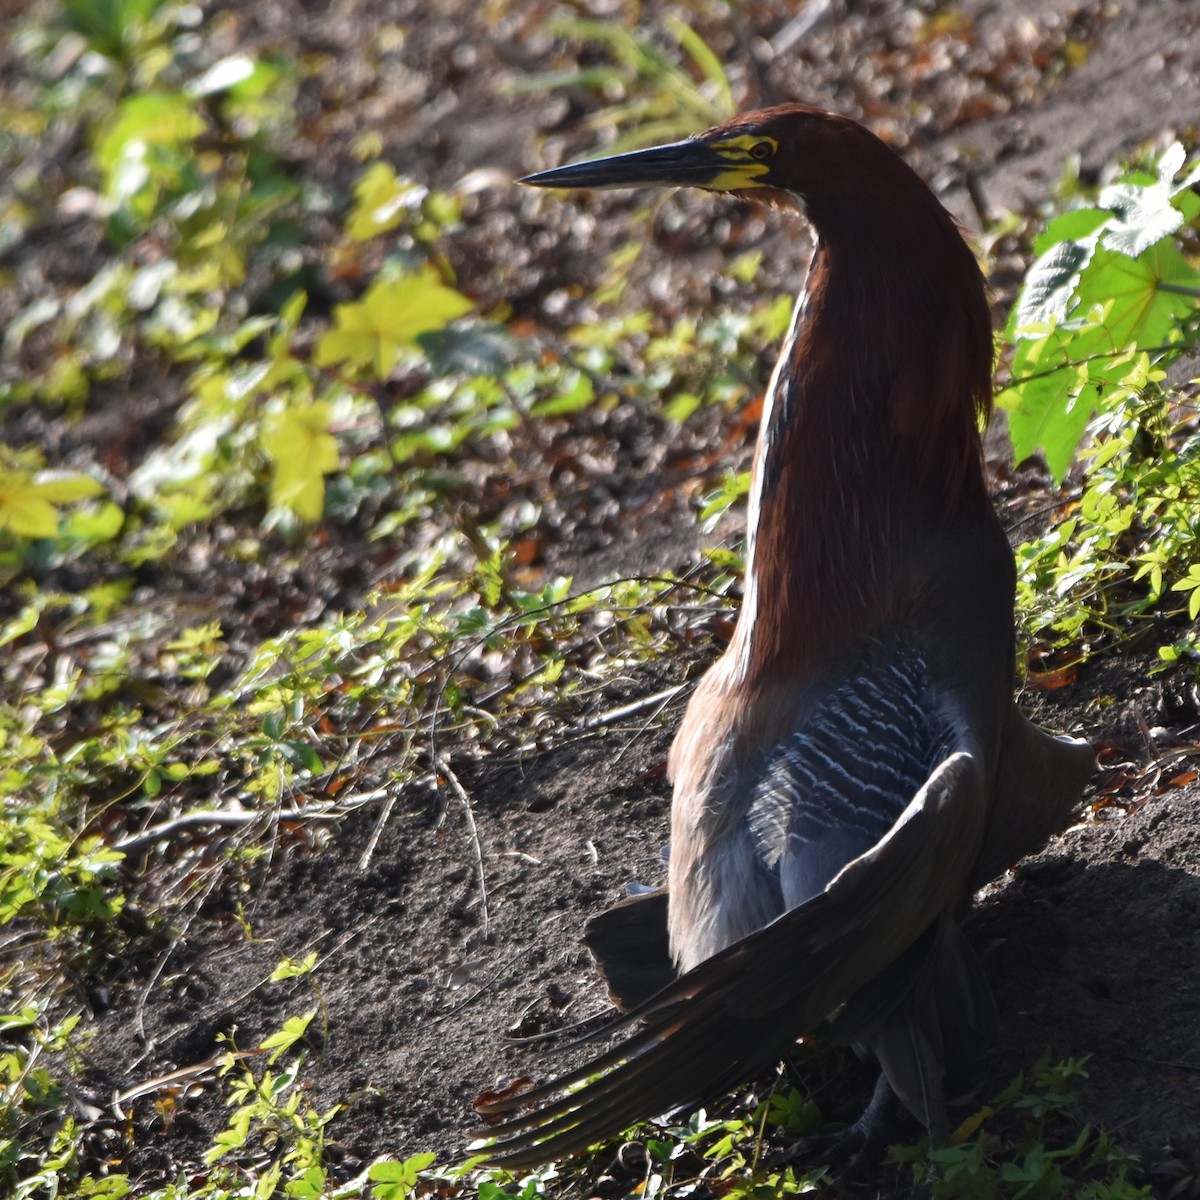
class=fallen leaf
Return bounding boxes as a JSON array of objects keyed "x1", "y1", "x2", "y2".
[
  {"x1": 1028, "y1": 666, "x2": 1077, "y2": 689},
  {"x1": 473, "y1": 1076, "x2": 535, "y2": 1117}
]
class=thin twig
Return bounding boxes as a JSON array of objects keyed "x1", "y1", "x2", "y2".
[
  {"x1": 114, "y1": 810, "x2": 262, "y2": 856},
  {"x1": 1133, "y1": 703, "x2": 1165, "y2": 765},
  {"x1": 1003, "y1": 486, "x2": 1085, "y2": 535},
  {"x1": 614, "y1": 684, "x2": 688, "y2": 766},
  {"x1": 442, "y1": 955, "x2": 517, "y2": 1018},
  {"x1": 1109, "y1": 1049, "x2": 1200, "y2": 1075},
  {"x1": 583, "y1": 683, "x2": 688, "y2": 731},
  {"x1": 113, "y1": 789, "x2": 391, "y2": 858},
  {"x1": 1003, "y1": 343, "x2": 1185, "y2": 388},
  {"x1": 358, "y1": 793, "x2": 398, "y2": 871},
  {"x1": 129, "y1": 852, "x2": 237, "y2": 1064},
  {"x1": 114, "y1": 1052, "x2": 254, "y2": 1113},
  {"x1": 770, "y1": 0, "x2": 835, "y2": 55},
  {"x1": 358, "y1": 772, "x2": 442, "y2": 871},
  {"x1": 435, "y1": 754, "x2": 490, "y2": 939}
]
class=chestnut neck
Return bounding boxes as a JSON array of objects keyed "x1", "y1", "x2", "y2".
[{"x1": 728, "y1": 199, "x2": 994, "y2": 687}]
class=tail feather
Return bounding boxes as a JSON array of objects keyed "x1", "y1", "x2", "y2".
[
  {"x1": 971, "y1": 703, "x2": 1094, "y2": 888},
  {"x1": 474, "y1": 751, "x2": 985, "y2": 1167},
  {"x1": 582, "y1": 889, "x2": 675, "y2": 1012}
]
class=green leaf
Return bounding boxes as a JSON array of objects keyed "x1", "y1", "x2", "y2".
[
  {"x1": 369, "y1": 1152, "x2": 437, "y2": 1200},
  {"x1": 270, "y1": 951, "x2": 318, "y2": 981},
  {"x1": 73, "y1": 1176, "x2": 132, "y2": 1198},
  {"x1": 0, "y1": 470, "x2": 105, "y2": 538},
  {"x1": 259, "y1": 1010, "x2": 315, "y2": 1063},
  {"x1": 314, "y1": 269, "x2": 474, "y2": 378},
  {"x1": 1074, "y1": 239, "x2": 1199, "y2": 352},
  {"x1": 1000, "y1": 321, "x2": 1104, "y2": 478},
  {"x1": 1025, "y1": 385, "x2": 1095, "y2": 483},
  {"x1": 62, "y1": 500, "x2": 125, "y2": 545},
  {"x1": 1031, "y1": 207, "x2": 1108, "y2": 255},
  {"x1": 94, "y1": 92, "x2": 205, "y2": 181},
  {"x1": 261, "y1": 402, "x2": 339, "y2": 521},
  {"x1": 1011, "y1": 238, "x2": 1097, "y2": 331},
  {"x1": 417, "y1": 324, "x2": 519, "y2": 375},
  {"x1": 530, "y1": 370, "x2": 595, "y2": 416},
  {"x1": 283, "y1": 1166, "x2": 325, "y2": 1199},
  {"x1": 346, "y1": 162, "x2": 419, "y2": 242},
  {"x1": 1171, "y1": 565, "x2": 1200, "y2": 620},
  {"x1": 1098, "y1": 179, "x2": 1184, "y2": 258},
  {"x1": 64, "y1": 0, "x2": 165, "y2": 58}
]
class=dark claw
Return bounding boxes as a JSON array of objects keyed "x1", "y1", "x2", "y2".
[{"x1": 775, "y1": 1074, "x2": 900, "y2": 1186}]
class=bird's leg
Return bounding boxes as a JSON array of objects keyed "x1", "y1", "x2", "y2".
[{"x1": 778, "y1": 1071, "x2": 899, "y2": 1178}]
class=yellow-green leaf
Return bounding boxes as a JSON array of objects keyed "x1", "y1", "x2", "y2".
[
  {"x1": 261, "y1": 404, "x2": 339, "y2": 522},
  {"x1": 0, "y1": 470, "x2": 105, "y2": 538},
  {"x1": 314, "y1": 269, "x2": 473, "y2": 379},
  {"x1": 270, "y1": 951, "x2": 318, "y2": 981},
  {"x1": 347, "y1": 162, "x2": 419, "y2": 241},
  {"x1": 259, "y1": 1009, "x2": 316, "y2": 1063}
]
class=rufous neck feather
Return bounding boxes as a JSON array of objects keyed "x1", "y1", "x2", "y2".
[{"x1": 729, "y1": 201, "x2": 994, "y2": 685}]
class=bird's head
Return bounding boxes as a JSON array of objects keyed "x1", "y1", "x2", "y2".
[
  {"x1": 520, "y1": 104, "x2": 931, "y2": 229},
  {"x1": 522, "y1": 104, "x2": 995, "y2": 521}
]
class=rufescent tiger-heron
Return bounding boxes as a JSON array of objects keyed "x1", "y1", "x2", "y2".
[{"x1": 473, "y1": 104, "x2": 1095, "y2": 1169}]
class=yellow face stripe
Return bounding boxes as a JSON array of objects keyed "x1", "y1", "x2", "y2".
[{"x1": 705, "y1": 134, "x2": 779, "y2": 190}]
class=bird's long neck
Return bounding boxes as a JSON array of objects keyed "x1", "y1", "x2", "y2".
[{"x1": 728, "y1": 214, "x2": 995, "y2": 687}]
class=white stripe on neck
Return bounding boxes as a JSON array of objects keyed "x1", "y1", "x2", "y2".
[{"x1": 730, "y1": 243, "x2": 815, "y2": 684}]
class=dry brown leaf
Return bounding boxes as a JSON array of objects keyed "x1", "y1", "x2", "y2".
[{"x1": 473, "y1": 1075, "x2": 535, "y2": 1118}]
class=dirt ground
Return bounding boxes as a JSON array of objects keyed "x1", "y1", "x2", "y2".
[{"x1": 40, "y1": 0, "x2": 1200, "y2": 1193}]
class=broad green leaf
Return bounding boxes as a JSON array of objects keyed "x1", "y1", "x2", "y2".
[
  {"x1": 94, "y1": 92, "x2": 204, "y2": 178},
  {"x1": 93, "y1": 91, "x2": 205, "y2": 219},
  {"x1": 999, "y1": 346, "x2": 1097, "y2": 481},
  {"x1": 0, "y1": 471, "x2": 105, "y2": 538},
  {"x1": 13, "y1": 473, "x2": 105, "y2": 504},
  {"x1": 1010, "y1": 238, "x2": 1097, "y2": 331},
  {"x1": 259, "y1": 1010, "x2": 316, "y2": 1063},
  {"x1": 1032, "y1": 208, "x2": 1108, "y2": 255},
  {"x1": 1000, "y1": 316, "x2": 1115, "y2": 479},
  {"x1": 1174, "y1": 185, "x2": 1200, "y2": 224},
  {"x1": 62, "y1": 500, "x2": 125, "y2": 545},
  {"x1": 417, "y1": 324, "x2": 518, "y2": 375},
  {"x1": 283, "y1": 1166, "x2": 325, "y2": 1199},
  {"x1": 314, "y1": 269, "x2": 474, "y2": 378},
  {"x1": 346, "y1": 162, "x2": 419, "y2": 241},
  {"x1": 1097, "y1": 180, "x2": 1183, "y2": 258},
  {"x1": 1073, "y1": 239, "x2": 1199, "y2": 353},
  {"x1": 261, "y1": 403, "x2": 339, "y2": 521},
  {"x1": 369, "y1": 1152, "x2": 437, "y2": 1200}
]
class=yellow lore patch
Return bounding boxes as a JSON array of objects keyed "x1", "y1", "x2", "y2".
[{"x1": 705, "y1": 134, "x2": 779, "y2": 190}]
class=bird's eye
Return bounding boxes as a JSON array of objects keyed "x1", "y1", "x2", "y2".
[{"x1": 749, "y1": 141, "x2": 772, "y2": 161}]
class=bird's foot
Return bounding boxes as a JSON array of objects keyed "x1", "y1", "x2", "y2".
[{"x1": 771, "y1": 1074, "x2": 899, "y2": 1188}]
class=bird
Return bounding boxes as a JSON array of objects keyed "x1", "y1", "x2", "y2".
[{"x1": 474, "y1": 104, "x2": 1094, "y2": 1169}]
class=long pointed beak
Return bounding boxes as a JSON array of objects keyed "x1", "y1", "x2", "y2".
[{"x1": 520, "y1": 137, "x2": 731, "y2": 192}]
